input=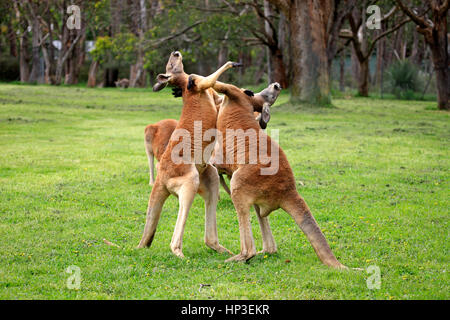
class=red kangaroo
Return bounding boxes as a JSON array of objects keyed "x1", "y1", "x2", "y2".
[
  {"x1": 137, "y1": 51, "x2": 240, "y2": 258},
  {"x1": 190, "y1": 79, "x2": 347, "y2": 268}
]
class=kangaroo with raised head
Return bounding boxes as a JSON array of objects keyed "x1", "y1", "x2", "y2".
[
  {"x1": 137, "y1": 51, "x2": 240, "y2": 258},
  {"x1": 188, "y1": 78, "x2": 346, "y2": 268}
]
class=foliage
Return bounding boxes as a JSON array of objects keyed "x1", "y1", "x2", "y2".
[
  {"x1": 385, "y1": 60, "x2": 422, "y2": 100},
  {"x1": 91, "y1": 33, "x2": 138, "y2": 67}
]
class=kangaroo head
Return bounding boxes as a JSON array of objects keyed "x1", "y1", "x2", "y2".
[
  {"x1": 153, "y1": 51, "x2": 186, "y2": 92},
  {"x1": 244, "y1": 83, "x2": 282, "y2": 129}
]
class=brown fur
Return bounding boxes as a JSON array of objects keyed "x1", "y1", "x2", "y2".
[
  {"x1": 115, "y1": 78, "x2": 129, "y2": 88},
  {"x1": 144, "y1": 100, "x2": 265, "y2": 187},
  {"x1": 208, "y1": 81, "x2": 346, "y2": 268},
  {"x1": 137, "y1": 52, "x2": 239, "y2": 257},
  {"x1": 144, "y1": 119, "x2": 178, "y2": 185}
]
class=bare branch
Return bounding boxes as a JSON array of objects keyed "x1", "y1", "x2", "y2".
[
  {"x1": 381, "y1": 6, "x2": 398, "y2": 22},
  {"x1": 395, "y1": 0, "x2": 431, "y2": 28},
  {"x1": 438, "y1": 0, "x2": 449, "y2": 15},
  {"x1": 339, "y1": 29, "x2": 353, "y2": 39},
  {"x1": 251, "y1": 0, "x2": 278, "y2": 43},
  {"x1": 366, "y1": 17, "x2": 411, "y2": 57},
  {"x1": 145, "y1": 20, "x2": 204, "y2": 47},
  {"x1": 60, "y1": 30, "x2": 84, "y2": 64},
  {"x1": 183, "y1": 5, "x2": 235, "y2": 14}
]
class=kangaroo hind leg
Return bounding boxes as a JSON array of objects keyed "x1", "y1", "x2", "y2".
[
  {"x1": 138, "y1": 182, "x2": 170, "y2": 248},
  {"x1": 199, "y1": 165, "x2": 232, "y2": 255}
]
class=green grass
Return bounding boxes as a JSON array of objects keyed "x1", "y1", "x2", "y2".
[{"x1": 0, "y1": 84, "x2": 448, "y2": 300}]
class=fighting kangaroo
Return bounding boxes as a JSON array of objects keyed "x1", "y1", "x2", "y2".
[
  {"x1": 189, "y1": 78, "x2": 346, "y2": 268},
  {"x1": 216, "y1": 83, "x2": 280, "y2": 196},
  {"x1": 144, "y1": 84, "x2": 278, "y2": 187},
  {"x1": 137, "y1": 51, "x2": 240, "y2": 257}
]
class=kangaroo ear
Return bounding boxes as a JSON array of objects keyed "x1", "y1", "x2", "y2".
[
  {"x1": 187, "y1": 75, "x2": 196, "y2": 91},
  {"x1": 153, "y1": 74, "x2": 170, "y2": 92},
  {"x1": 259, "y1": 103, "x2": 271, "y2": 129}
]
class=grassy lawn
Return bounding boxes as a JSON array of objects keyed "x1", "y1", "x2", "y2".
[{"x1": 0, "y1": 83, "x2": 448, "y2": 300}]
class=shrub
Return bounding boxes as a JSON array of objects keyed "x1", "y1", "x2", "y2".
[{"x1": 385, "y1": 60, "x2": 422, "y2": 99}]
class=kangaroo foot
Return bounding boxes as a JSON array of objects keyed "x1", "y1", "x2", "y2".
[{"x1": 225, "y1": 252, "x2": 255, "y2": 263}]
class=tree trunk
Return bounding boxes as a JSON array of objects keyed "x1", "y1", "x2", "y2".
[
  {"x1": 395, "y1": 0, "x2": 449, "y2": 110},
  {"x1": 278, "y1": 12, "x2": 289, "y2": 87},
  {"x1": 87, "y1": 60, "x2": 99, "y2": 88},
  {"x1": 64, "y1": 18, "x2": 85, "y2": 84},
  {"x1": 410, "y1": 29, "x2": 425, "y2": 67},
  {"x1": 253, "y1": 49, "x2": 266, "y2": 85},
  {"x1": 18, "y1": 33, "x2": 30, "y2": 82},
  {"x1": 350, "y1": 45, "x2": 360, "y2": 89},
  {"x1": 129, "y1": 0, "x2": 147, "y2": 87},
  {"x1": 264, "y1": 0, "x2": 274, "y2": 84},
  {"x1": 104, "y1": 68, "x2": 118, "y2": 87},
  {"x1": 339, "y1": 48, "x2": 345, "y2": 92},
  {"x1": 429, "y1": 36, "x2": 449, "y2": 110},
  {"x1": 288, "y1": 0, "x2": 332, "y2": 105},
  {"x1": 7, "y1": 21, "x2": 18, "y2": 57},
  {"x1": 41, "y1": 42, "x2": 52, "y2": 84},
  {"x1": 429, "y1": 9, "x2": 448, "y2": 110},
  {"x1": 28, "y1": 15, "x2": 41, "y2": 83},
  {"x1": 130, "y1": 56, "x2": 146, "y2": 87},
  {"x1": 375, "y1": 27, "x2": 385, "y2": 89},
  {"x1": 269, "y1": 47, "x2": 288, "y2": 88},
  {"x1": 358, "y1": 58, "x2": 369, "y2": 97},
  {"x1": 264, "y1": 0, "x2": 287, "y2": 86}
]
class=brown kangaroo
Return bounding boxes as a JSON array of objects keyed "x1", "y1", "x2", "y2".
[
  {"x1": 143, "y1": 84, "x2": 278, "y2": 187},
  {"x1": 115, "y1": 78, "x2": 130, "y2": 88},
  {"x1": 144, "y1": 119, "x2": 178, "y2": 186},
  {"x1": 137, "y1": 51, "x2": 240, "y2": 258},
  {"x1": 191, "y1": 79, "x2": 346, "y2": 268}
]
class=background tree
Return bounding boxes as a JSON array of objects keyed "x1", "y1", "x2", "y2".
[
  {"x1": 0, "y1": 0, "x2": 446, "y2": 109},
  {"x1": 270, "y1": 0, "x2": 333, "y2": 105},
  {"x1": 395, "y1": 0, "x2": 449, "y2": 110},
  {"x1": 339, "y1": 2, "x2": 411, "y2": 96}
]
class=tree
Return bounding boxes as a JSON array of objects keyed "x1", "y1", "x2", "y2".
[
  {"x1": 53, "y1": 1, "x2": 86, "y2": 85},
  {"x1": 257, "y1": 0, "x2": 288, "y2": 87},
  {"x1": 270, "y1": 0, "x2": 333, "y2": 105},
  {"x1": 339, "y1": 2, "x2": 410, "y2": 96},
  {"x1": 186, "y1": 0, "x2": 289, "y2": 87},
  {"x1": 326, "y1": 0, "x2": 354, "y2": 79},
  {"x1": 395, "y1": 0, "x2": 449, "y2": 110},
  {"x1": 12, "y1": 0, "x2": 31, "y2": 82}
]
